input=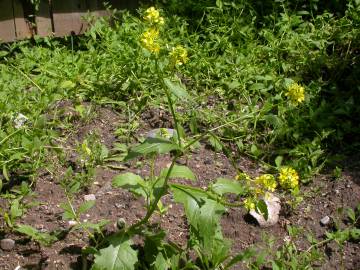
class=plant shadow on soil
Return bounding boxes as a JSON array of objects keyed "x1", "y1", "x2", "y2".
[{"x1": 0, "y1": 104, "x2": 359, "y2": 269}]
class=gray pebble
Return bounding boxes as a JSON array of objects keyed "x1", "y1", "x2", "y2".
[
  {"x1": 84, "y1": 194, "x2": 96, "y2": 201},
  {"x1": 0, "y1": 238, "x2": 15, "y2": 251},
  {"x1": 320, "y1": 216, "x2": 331, "y2": 226}
]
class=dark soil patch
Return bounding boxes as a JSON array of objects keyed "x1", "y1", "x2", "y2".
[{"x1": 0, "y1": 105, "x2": 359, "y2": 269}]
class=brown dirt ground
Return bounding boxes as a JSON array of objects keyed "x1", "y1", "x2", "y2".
[{"x1": 0, "y1": 104, "x2": 359, "y2": 270}]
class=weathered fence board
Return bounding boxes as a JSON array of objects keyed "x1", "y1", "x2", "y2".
[
  {"x1": 52, "y1": 0, "x2": 88, "y2": 36},
  {"x1": 36, "y1": 0, "x2": 53, "y2": 36},
  {"x1": 0, "y1": 0, "x2": 16, "y2": 42},
  {"x1": 0, "y1": 0, "x2": 141, "y2": 42},
  {"x1": 13, "y1": 0, "x2": 32, "y2": 39}
]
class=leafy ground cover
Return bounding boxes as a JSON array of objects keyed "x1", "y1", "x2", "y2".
[{"x1": 0, "y1": 1, "x2": 359, "y2": 269}]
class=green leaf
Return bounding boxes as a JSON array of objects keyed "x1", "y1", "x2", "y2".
[
  {"x1": 10, "y1": 199, "x2": 22, "y2": 219},
  {"x1": 60, "y1": 202, "x2": 76, "y2": 220},
  {"x1": 211, "y1": 178, "x2": 246, "y2": 196},
  {"x1": 78, "y1": 200, "x2": 96, "y2": 215},
  {"x1": 125, "y1": 138, "x2": 180, "y2": 161},
  {"x1": 209, "y1": 135, "x2": 222, "y2": 152},
  {"x1": 250, "y1": 144, "x2": 261, "y2": 157},
  {"x1": 350, "y1": 228, "x2": 360, "y2": 240},
  {"x1": 60, "y1": 80, "x2": 76, "y2": 90},
  {"x1": 347, "y1": 208, "x2": 356, "y2": 223},
  {"x1": 275, "y1": 156, "x2": 283, "y2": 168},
  {"x1": 2, "y1": 165, "x2": 10, "y2": 181},
  {"x1": 112, "y1": 173, "x2": 147, "y2": 197},
  {"x1": 15, "y1": 224, "x2": 57, "y2": 246},
  {"x1": 170, "y1": 184, "x2": 225, "y2": 251},
  {"x1": 163, "y1": 78, "x2": 189, "y2": 100},
  {"x1": 256, "y1": 200, "x2": 268, "y2": 221},
  {"x1": 92, "y1": 236, "x2": 138, "y2": 270},
  {"x1": 72, "y1": 220, "x2": 110, "y2": 233},
  {"x1": 160, "y1": 165, "x2": 196, "y2": 181}
]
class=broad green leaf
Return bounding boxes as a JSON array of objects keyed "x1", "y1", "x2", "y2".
[
  {"x1": 209, "y1": 135, "x2": 222, "y2": 152},
  {"x1": 72, "y1": 220, "x2": 110, "y2": 233},
  {"x1": 170, "y1": 184, "x2": 208, "y2": 223},
  {"x1": 125, "y1": 138, "x2": 180, "y2": 161},
  {"x1": 112, "y1": 173, "x2": 147, "y2": 197},
  {"x1": 15, "y1": 224, "x2": 57, "y2": 246},
  {"x1": 212, "y1": 178, "x2": 246, "y2": 196},
  {"x1": 92, "y1": 237, "x2": 138, "y2": 270},
  {"x1": 250, "y1": 144, "x2": 261, "y2": 157},
  {"x1": 60, "y1": 202, "x2": 76, "y2": 220},
  {"x1": 256, "y1": 200, "x2": 268, "y2": 221},
  {"x1": 78, "y1": 200, "x2": 95, "y2": 215},
  {"x1": 153, "y1": 253, "x2": 169, "y2": 270},
  {"x1": 10, "y1": 199, "x2": 22, "y2": 219},
  {"x1": 60, "y1": 80, "x2": 76, "y2": 90},
  {"x1": 163, "y1": 78, "x2": 189, "y2": 100},
  {"x1": 160, "y1": 165, "x2": 196, "y2": 181},
  {"x1": 171, "y1": 184, "x2": 225, "y2": 252}
]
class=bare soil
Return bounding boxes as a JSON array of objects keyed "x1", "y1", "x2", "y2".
[{"x1": 0, "y1": 104, "x2": 359, "y2": 270}]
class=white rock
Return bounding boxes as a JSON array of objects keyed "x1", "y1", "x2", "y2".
[
  {"x1": 249, "y1": 193, "x2": 281, "y2": 227},
  {"x1": 320, "y1": 216, "x2": 330, "y2": 226},
  {"x1": 84, "y1": 194, "x2": 96, "y2": 201},
  {"x1": 13, "y1": 113, "x2": 28, "y2": 129},
  {"x1": 68, "y1": 220, "x2": 78, "y2": 227}
]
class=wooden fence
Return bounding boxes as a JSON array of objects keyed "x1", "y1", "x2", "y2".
[{"x1": 0, "y1": 0, "x2": 139, "y2": 42}]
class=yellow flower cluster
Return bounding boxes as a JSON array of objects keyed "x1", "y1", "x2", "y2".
[
  {"x1": 144, "y1": 7, "x2": 164, "y2": 25},
  {"x1": 235, "y1": 172, "x2": 251, "y2": 182},
  {"x1": 141, "y1": 28, "x2": 160, "y2": 53},
  {"x1": 244, "y1": 197, "x2": 256, "y2": 211},
  {"x1": 255, "y1": 174, "x2": 277, "y2": 192},
  {"x1": 169, "y1": 45, "x2": 189, "y2": 66},
  {"x1": 237, "y1": 167, "x2": 300, "y2": 212},
  {"x1": 278, "y1": 167, "x2": 299, "y2": 189},
  {"x1": 286, "y1": 83, "x2": 305, "y2": 104}
]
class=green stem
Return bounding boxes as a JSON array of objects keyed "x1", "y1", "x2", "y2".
[{"x1": 128, "y1": 154, "x2": 179, "y2": 232}]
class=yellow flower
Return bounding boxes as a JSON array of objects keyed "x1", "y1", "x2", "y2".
[
  {"x1": 169, "y1": 45, "x2": 188, "y2": 66},
  {"x1": 141, "y1": 28, "x2": 160, "y2": 53},
  {"x1": 255, "y1": 174, "x2": 277, "y2": 192},
  {"x1": 144, "y1": 7, "x2": 164, "y2": 25},
  {"x1": 278, "y1": 167, "x2": 299, "y2": 189},
  {"x1": 235, "y1": 172, "x2": 251, "y2": 183},
  {"x1": 244, "y1": 197, "x2": 256, "y2": 211},
  {"x1": 286, "y1": 83, "x2": 305, "y2": 104}
]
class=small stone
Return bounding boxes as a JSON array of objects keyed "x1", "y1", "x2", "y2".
[
  {"x1": 335, "y1": 189, "x2": 340, "y2": 194},
  {"x1": 320, "y1": 216, "x2": 330, "y2": 226},
  {"x1": 84, "y1": 194, "x2": 96, "y2": 201},
  {"x1": 116, "y1": 218, "x2": 126, "y2": 230},
  {"x1": 0, "y1": 238, "x2": 15, "y2": 251},
  {"x1": 115, "y1": 203, "x2": 123, "y2": 209},
  {"x1": 68, "y1": 220, "x2": 78, "y2": 227}
]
